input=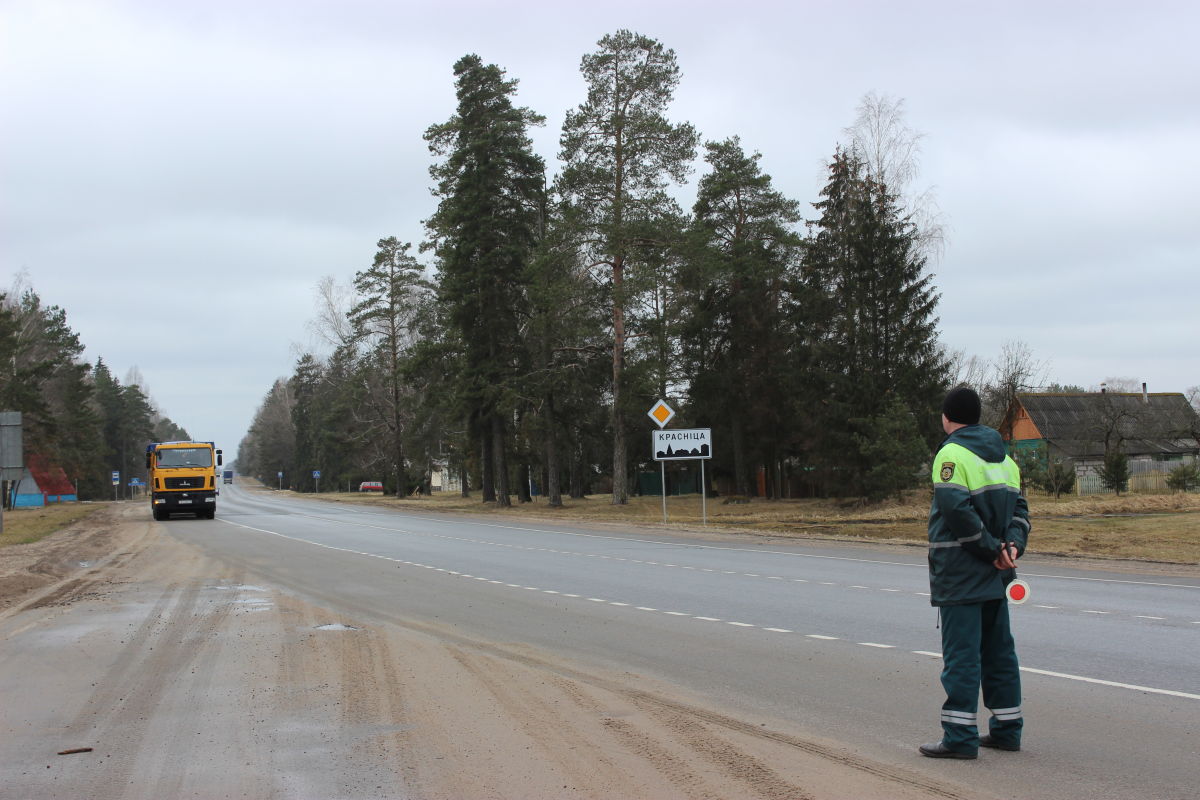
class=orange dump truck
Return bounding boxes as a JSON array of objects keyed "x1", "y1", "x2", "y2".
[{"x1": 145, "y1": 441, "x2": 223, "y2": 520}]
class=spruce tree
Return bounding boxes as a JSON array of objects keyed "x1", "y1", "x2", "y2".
[
  {"x1": 682, "y1": 138, "x2": 802, "y2": 496},
  {"x1": 1099, "y1": 451, "x2": 1130, "y2": 496},
  {"x1": 425, "y1": 54, "x2": 545, "y2": 507},
  {"x1": 802, "y1": 148, "x2": 948, "y2": 497}
]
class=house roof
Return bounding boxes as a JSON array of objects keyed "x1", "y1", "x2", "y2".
[
  {"x1": 1012, "y1": 392, "x2": 1200, "y2": 459},
  {"x1": 27, "y1": 453, "x2": 76, "y2": 495}
]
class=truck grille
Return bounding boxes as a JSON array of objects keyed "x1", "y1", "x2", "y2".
[{"x1": 165, "y1": 477, "x2": 205, "y2": 489}]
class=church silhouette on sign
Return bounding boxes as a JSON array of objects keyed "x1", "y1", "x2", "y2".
[{"x1": 656, "y1": 442, "x2": 710, "y2": 460}]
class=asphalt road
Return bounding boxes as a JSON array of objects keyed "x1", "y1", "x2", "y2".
[{"x1": 192, "y1": 485, "x2": 1200, "y2": 800}]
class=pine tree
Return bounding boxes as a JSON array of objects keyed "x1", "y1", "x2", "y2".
[
  {"x1": 425, "y1": 54, "x2": 546, "y2": 507},
  {"x1": 238, "y1": 379, "x2": 295, "y2": 487},
  {"x1": 91, "y1": 359, "x2": 154, "y2": 497},
  {"x1": 349, "y1": 238, "x2": 432, "y2": 497},
  {"x1": 558, "y1": 30, "x2": 698, "y2": 504}
]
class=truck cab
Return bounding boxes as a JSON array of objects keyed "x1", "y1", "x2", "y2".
[{"x1": 146, "y1": 441, "x2": 223, "y2": 520}]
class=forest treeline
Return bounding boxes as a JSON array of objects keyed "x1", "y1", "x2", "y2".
[
  {"x1": 0, "y1": 281, "x2": 191, "y2": 500},
  {"x1": 239, "y1": 30, "x2": 971, "y2": 505}
]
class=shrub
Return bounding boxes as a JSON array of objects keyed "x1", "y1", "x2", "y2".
[
  {"x1": 1166, "y1": 463, "x2": 1200, "y2": 493},
  {"x1": 1099, "y1": 451, "x2": 1130, "y2": 495}
]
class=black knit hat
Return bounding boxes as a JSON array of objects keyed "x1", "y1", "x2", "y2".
[{"x1": 942, "y1": 386, "x2": 981, "y2": 425}]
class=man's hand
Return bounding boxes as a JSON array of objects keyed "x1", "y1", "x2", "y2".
[{"x1": 993, "y1": 543, "x2": 1019, "y2": 570}]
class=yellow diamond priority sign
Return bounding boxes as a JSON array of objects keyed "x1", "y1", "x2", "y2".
[{"x1": 647, "y1": 400, "x2": 675, "y2": 429}]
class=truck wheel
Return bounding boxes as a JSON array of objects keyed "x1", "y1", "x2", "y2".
[
  {"x1": 205, "y1": 509, "x2": 216, "y2": 520},
  {"x1": 152, "y1": 507, "x2": 165, "y2": 521}
]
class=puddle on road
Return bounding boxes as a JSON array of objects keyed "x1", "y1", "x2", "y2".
[
  {"x1": 233, "y1": 598, "x2": 273, "y2": 610},
  {"x1": 206, "y1": 584, "x2": 274, "y2": 611},
  {"x1": 209, "y1": 584, "x2": 268, "y2": 593},
  {"x1": 314, "y1": 623, "x2": 359, "y2": 631}
]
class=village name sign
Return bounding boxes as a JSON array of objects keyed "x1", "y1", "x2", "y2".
[{"x1": 652, "y1": 428, "x2": 712, "y2": 461}]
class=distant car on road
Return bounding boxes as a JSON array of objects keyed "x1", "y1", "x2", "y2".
[
  {"x1": 223, "y1": 470, "x2": 234, "y2": 484},
  {"x1": 358, "y1": 481, "x2": 384, "y2": 492}
]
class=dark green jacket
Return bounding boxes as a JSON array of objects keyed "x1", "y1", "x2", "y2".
[{"x1": 927, "y1": 424, "x2": 1031, "y2": 606}]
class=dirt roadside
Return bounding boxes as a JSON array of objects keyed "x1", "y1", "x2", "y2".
[{"x1": 0, "y1": 504, "x2": 1001, "y2": 799}]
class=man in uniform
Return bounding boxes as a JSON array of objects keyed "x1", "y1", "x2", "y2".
[{"x1": 920, "y1": 386, "x2": 1030, "y2": 759}]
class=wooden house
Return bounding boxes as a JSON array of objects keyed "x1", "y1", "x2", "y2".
[{"x1": 1001, "y1": 389, "x2": 1199, "y2": 493}]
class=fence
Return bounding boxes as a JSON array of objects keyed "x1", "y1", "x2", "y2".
[{"x1": 1076, "y1": 456, "x2": 1197, "y2": 495}]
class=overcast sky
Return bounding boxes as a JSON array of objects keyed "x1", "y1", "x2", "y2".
[{"x1": 3, "y1": 0, "x2": 1197, "y2": 459}]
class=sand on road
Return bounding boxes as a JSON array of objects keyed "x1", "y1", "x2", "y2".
[{"x1": 0, "y1": 503, "x2": 994, "y2": 799}]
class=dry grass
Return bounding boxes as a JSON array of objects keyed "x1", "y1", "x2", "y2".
[
  {"x1": 0, "y1": 503, "x2": 105, "y2": 547},
  {"x1": 294, "y1": 487, "x2": 1200, "y2": 564}
]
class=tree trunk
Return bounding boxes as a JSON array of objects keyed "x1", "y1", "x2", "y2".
[
  {"x1": 481, "y1": 421, "x2": 496, "y2": 502},
  {"x1": 544, "y1": 395, "x2": 562, "y2": 506},
  {"x1": 569, "y1": 438, "x2": 584, "y2": 499},
  {"x1": 611, "y1": 256, "x2": 628, "y2": 504},
  {"x1": 731, "y1": 416, "x2": 749, "y2": 496},
  {"x1": 393, "y1": 436, "x2": 406, "y2": 498},
  {"x1": 517, "y1": 463, "x2": 531, "y2": 503},
  {"x1": 492, "y1": 414, "x2": 510, "y2": 507}
]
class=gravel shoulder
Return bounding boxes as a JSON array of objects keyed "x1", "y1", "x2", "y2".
[{"x1": 1, "y1": 503, "x2": 1005, "y2": 799}]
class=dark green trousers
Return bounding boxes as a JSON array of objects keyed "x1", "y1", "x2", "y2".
[{"x1": 939, "y1": 599, "x2": 1023, "y2": 752}]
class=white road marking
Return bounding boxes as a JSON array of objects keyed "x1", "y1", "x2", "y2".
[
  {"x1": 215, "y1": 516, "x2": 1196, "y2": 701},
  {"x1": 1020, "y1": 667, "x2": 1200, "y2": 700}
]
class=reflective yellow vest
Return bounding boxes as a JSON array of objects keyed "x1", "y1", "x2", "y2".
[{"x1": 927, "y1": 425, "x2": 1030, "y2": 606}]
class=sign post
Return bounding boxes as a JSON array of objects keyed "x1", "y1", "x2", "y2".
[
  {"x1": 651, "y1": 425, "x2": 713, "y2": 525},
  {"x1": 312, "y1": 469, "x2": 321, "y2": 494},
  {"x1": 647, "y1": 401, "x2": 675, "y2": 522}
]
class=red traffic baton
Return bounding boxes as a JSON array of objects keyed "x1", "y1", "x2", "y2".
[
  {"x1": 1006, "y1": 578, "x2": 1030, "y2": 604},
  {"x1": 1002, "y1": 540, "x2": 1029, "y2": 604}
]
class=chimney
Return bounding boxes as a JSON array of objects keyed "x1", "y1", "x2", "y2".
[{"x1": 1142, "y1": 382, "x2": 1148, "y2": 404}]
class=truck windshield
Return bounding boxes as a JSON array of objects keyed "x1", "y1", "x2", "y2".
[{"x1": 156, "y1": 448, "x2": 212, "y2": 468}]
